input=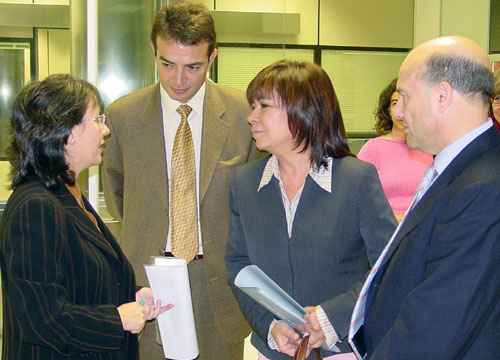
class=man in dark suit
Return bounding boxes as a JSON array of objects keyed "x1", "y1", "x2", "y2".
[
  {"x1": 102, "y1": 3, "x2": 260, "y2": 359},
  {"x1": 349, "y1": 36, "x2": 500, "y2": 359}
]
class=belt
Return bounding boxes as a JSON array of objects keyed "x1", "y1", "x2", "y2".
[{"x1": 160, "y1": 250, "x2": 204, "y2": 260}]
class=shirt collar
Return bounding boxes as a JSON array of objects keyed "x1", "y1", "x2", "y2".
[
  {"x1": 434, "y1": 119, "x2": 493, "y2": 176},
  {"x1": 258, "y1": 155, "x2": 332, "y2": 193},
  {"x1": 64, "y1": 182, "x2": 84, "y2": 208},
  {"x1": 159, "y1": 81, "x2": 206, "y2": 118}
]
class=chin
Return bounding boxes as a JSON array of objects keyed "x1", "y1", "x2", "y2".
[{"x1": 406, "y1": 139, "x2": 416, "y2": 150}]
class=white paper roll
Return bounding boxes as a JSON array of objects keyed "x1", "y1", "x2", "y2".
[{"x1": 145, "y1": 257, "x2": 199, "y2": 360}]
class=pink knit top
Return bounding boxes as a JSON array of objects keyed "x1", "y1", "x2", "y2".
[{"x1": 358, "y1": 137, "x2": 433, "y2": 216}]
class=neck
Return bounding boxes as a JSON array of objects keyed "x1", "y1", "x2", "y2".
[
  {"x1": 441, "y1": 106, "x2": 489, "y2": 150},
  {"x1": 71, "y1": 168, "x2": 81, "y2": 179},
  {"x1": 382, "y1": 128, "x2": 406, "y2": 141},
  {"x1": 275, "y1": 150, "x2": 312, "y2": 201},
  {"x1": 275, "y1": 150, "x2": 311, "y2": 176}
]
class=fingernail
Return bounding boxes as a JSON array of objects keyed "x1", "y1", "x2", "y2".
[{"x1": 139, "y1": 300, "x2": 145, "y2": 306}]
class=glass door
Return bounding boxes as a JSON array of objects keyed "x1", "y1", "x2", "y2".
[{"x1": 0, "y1": 42, "x2": 30, "y2": 159}]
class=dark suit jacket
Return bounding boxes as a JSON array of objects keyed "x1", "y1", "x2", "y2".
[
  {"x1": 102, "y1": 80, "x2": 260, "y2": 344},
  {"x1": 225, "y1": 156, "x2": 397, "y2": 359},
  {"x1": 0, "y1": 176, "x2": 137, "y2": 359},
  {"x1": 364, "y1": 126, "x2": 500, "y2": 359}
]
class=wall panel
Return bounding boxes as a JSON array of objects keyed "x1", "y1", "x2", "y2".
[
  {"x1": 217, "y1": 47, "x2": 314, "y2": 91},
  {"x1": 322, "y1": 49, "x2": 407, "y2": 134},
  {"x1": 215, "y1": 0, "x2": 318, "y2": 45},
  {"x1": 320, "y1": 0, "x2": 414, "y2": 48},
  {"x1": 441, "y1": 0, "x2": 490, "y2": 52}
]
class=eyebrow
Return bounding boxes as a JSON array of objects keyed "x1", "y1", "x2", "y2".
[
  {"x1": 256, "y1": 96, "x2": 275, "y2": 103},
  {"x1": 158, "y1": 55, "x2": 204, "y2": 67}
]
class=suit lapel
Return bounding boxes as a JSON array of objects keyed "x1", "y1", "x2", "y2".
[
  {"x1": 53, "y1": 185, "x2": 121, "y2": 265},
  {"x1": 292, "y1": 174, "x2": 331, "y2": 237},
  {"x1": 257, "y1": 176, "x2": 289, "y2": 237},
  {"x1": 81, "y1": 196, "x2": 131, "y2": 270},
  {"x1": 137, "y1": 84, "x2": 169, "y2": 210},
  {"x1": 378, "y1": 126, "x2": 500, "y2": 270},
  {"x1": 199, "y1": 80, "x2": 231, "y2": 203}
]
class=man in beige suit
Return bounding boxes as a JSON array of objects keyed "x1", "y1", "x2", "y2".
[{"x1": 102, "y1": 3, "x2": 260, "y2": 359}]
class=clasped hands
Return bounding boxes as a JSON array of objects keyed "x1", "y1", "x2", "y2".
[
  {"x1": 117, "y1": 287, "x2": 174, "y2": 334},
  {"x1": 272, "y1": 306, "x2": 325, "y2": 357}
]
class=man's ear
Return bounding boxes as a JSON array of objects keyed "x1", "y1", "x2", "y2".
[
  {"x1": 150, "y1": 42, "x2": 156, "y2": 58},
  {"x1": 436, "y1": 81, "x2": 453, "y2": 113},
  {"x1": 208, "y1": 48, "x2": 218, "y2": 67}
]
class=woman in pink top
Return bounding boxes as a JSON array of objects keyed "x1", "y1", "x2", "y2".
[
  {"x1": 490, "y1": 70, "x2": 500, "y2": 130},
  {"x1": 358, "y1": 78, "x2": 433, "y2": 221}
]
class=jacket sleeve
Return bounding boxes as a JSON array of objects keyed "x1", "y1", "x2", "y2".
[
  {"x1": 1, "y1": 195, "x2": 126, "y2": 355},
  {"x1": 321, "y1": 163, "x2": 397, "y2": 340},
  {"x1": 225, "y1": 171, "x2": 276, "y2": 342}
]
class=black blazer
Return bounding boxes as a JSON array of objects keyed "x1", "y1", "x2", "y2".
[
  {"x1": 225, "y1": 156, "x2": 397, "y2": 359},
  {"x1": 364, "y1": 126, "x2": 500, "y2": 359},
  {"x1": 0, "y1": 176, "x2": 138, "y2": 359}
]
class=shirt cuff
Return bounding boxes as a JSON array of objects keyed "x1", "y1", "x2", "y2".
[{"x1": 316, "y1": 305, "x2": 340, "y2": 349}]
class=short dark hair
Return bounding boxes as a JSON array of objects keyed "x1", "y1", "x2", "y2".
[
  {"x1": 494, "y1": 70, "x2": 500, "y2": 96},
  {"x1": 8, "y1": 73, "x2": 101, "y2": 190},
  {"x1": 151, "y1": 2, "x2": 216, "y2": 58},
  {"x1": 374, "y1": 78, "x2": 398, "y2": 134},
  {"x1": 246, "y1": 60, "x2": 354, "y2": 170},
  {"x1": 420, "y1": 54, "x2": 494, "y2": 105},
  {"x1": 490, "y1": 70, "x2": 500, "y2": 121}
]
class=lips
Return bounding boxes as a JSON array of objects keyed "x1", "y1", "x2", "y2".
[{"x1": 172, "y1": 87, "x2": 189, "y2": 94}]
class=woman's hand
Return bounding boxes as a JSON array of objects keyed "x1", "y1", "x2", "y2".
[
  {"x1": 117, "y1": 302, "x2": 150, "y2": 334},
  {"x1": 271, "y1": 322, "x2": 302, "y2": 357},
  {"x1": 135, "y1": 287, "x2": 174, "y2": 320},
  {"x1": 295, "y1": 306, "x2": 325, "y2": 349}
]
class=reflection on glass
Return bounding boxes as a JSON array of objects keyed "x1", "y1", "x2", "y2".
[
  {"x1": 99, "y1": 74, "x2": 129, "y2": 104},
  {"x1": 1, "y1": 84, "x2": 10, "y2": 98},
  {"x1": 0, "y1": 47, "x2": 26, "y2": 157},
  {"x1": 98, "y1": 0, "x2": 156, "y2": 108}
]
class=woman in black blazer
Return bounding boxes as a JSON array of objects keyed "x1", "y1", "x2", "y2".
[
  {"x1": 0, "y1": 74, "x2": 171, "y2": 359},
  {"x1": 225, "y1": 61, "x2": 397, "y2": 359}
]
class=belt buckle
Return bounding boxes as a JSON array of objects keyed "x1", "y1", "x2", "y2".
[{"x1": 158, "y1": 249, "x2": 203, "y2": 260}]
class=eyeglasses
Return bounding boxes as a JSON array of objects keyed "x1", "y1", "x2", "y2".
[
  {"x1": 84, "y1": 114, "x2": 107, "y2": 129},
  {"x1": 492, "y1": 95, "x2": 500, "y2": 105}
]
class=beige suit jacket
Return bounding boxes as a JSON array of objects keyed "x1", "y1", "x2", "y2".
[{"x1": 102, "y1": 80, "x2": 258, "y2": 344}]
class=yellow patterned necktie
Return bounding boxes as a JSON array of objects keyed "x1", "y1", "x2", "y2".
[{"x1": 170, "y1": 104, "x2": 199, "y2": 263}]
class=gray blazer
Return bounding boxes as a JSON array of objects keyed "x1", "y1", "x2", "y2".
[
  {"x1": 102, "y1": 80, "x2": 261, "y2": 344},
  {"x1": 225, "y1": 156, "x2": 397, "y2": 359}
]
